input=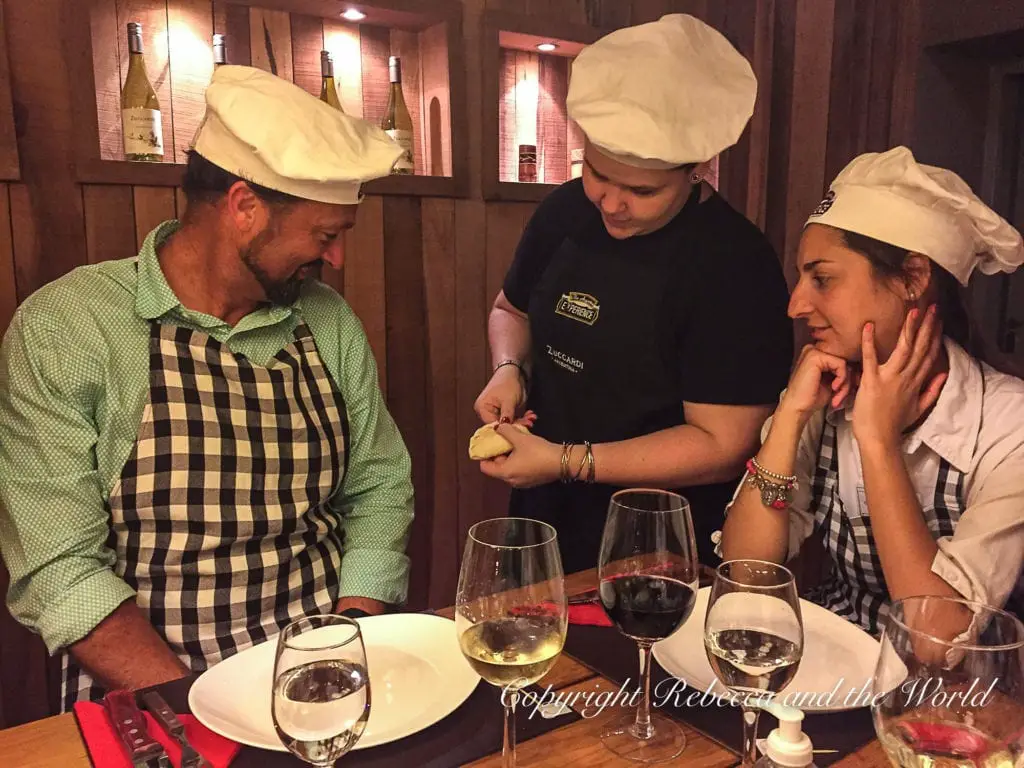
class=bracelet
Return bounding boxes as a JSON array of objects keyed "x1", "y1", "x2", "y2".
[
  {"x1": 560, "y1": 442, "x2": 572, "y2": 483},
  {"x1": 494, "y1": 359, "x2": 528, "y2": 385},
  {"x1": 573, "y1": 444, "x2": 588, "y2": 482},
  {"x1": 585, "y1": 441, "x2": 595, "y2": 484},
  {"x1": 745, "y1": 457, "x2": 797, "y2": 510}
]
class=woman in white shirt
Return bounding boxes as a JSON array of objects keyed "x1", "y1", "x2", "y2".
[{"x1": 720, "y1": 146, "x2": 1024, "y2": 636}]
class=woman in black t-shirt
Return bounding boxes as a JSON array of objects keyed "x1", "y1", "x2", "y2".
[{"x1": 472, "y1": 15, "x2": 794, "y2": 573}]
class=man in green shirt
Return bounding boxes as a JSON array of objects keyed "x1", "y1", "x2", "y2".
[{"x1": 0, "y1": 66, "x2": 415, "y2": 709}]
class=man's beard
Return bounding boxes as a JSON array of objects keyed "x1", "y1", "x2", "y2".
[{"x1": 239, "y1": 227, "x2": 317, "y2": 306}]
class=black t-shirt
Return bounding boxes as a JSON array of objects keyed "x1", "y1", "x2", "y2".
[{"x1": 503, "y1": 179, "x2": 793, "y2": 572}]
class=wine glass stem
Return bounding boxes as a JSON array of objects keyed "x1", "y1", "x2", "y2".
[
  {"x1": 741, "y1": 704, "x2": 761, "y2": 766},
  {"x1": 633, "y1": 640, "x2": 655, "y2": 740},
  {"x1": 503, "y1": 689, "x2": 519, "y2": 768}
]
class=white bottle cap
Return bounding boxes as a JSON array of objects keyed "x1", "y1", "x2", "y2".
[{"x1": 763, "y1": 702, "x2": 813, "y2": 767}]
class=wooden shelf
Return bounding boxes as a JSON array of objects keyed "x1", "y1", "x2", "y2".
[
  {"x1": 66, "y1": 0, "x2": 468, "y2": 197},
  {"x1": 481, "y1": 12, "x2": 607, "y2": 202},
  {"x1": 0, "y1": 3, "x2": 20, "y2": 181}
]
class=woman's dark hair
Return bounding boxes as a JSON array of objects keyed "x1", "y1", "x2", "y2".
[
  {"x1": 181, "y1": 149, "x2": 301, "y2": 208},
  {"x1": 842, "y1": 230, "x2": 1021, "y2": 377}
]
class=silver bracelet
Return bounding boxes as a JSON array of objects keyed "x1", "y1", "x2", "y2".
[{"x1": 494, "y1": 359, "x2": 528, "y2": 385}]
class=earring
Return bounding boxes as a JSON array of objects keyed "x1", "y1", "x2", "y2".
[{"x1": 690, "y1": 173, "x2": 702, "y2": 185}]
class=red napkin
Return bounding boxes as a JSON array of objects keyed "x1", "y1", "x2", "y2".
[
  {"x1": 569, "y1": 602, "x2": 614, "y2": 627},
  {"x1": 74, "y1": 701, "x2": 241, "y2": 768}
]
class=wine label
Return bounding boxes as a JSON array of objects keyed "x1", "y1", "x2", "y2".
[
  {"x1": 122, "y1": 108, "x2": 164, "y2": 157},
  {"x1": 386, "y1": 129, "x2": 414, "y2": 172}
]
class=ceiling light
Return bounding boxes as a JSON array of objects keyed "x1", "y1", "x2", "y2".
[
  {"x1": 536, "y1": 42, "x2": 558, "y2": 52},
  {"x1": 342, "y1": 8, "x2": 366, "y2": 21}
]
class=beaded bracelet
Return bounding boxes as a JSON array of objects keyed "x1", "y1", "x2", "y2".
[{"x1": 745, "y1": 457, "x2": 797, "y2": 510}]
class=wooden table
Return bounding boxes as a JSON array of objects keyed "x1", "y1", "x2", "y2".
[{"x1": 0, "y1": 570, "x2": 890, "y2": 767}]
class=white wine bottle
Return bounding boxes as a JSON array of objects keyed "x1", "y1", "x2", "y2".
[
  {"x1": 213, "y1": 33, "x2": 226, "y2": 68},
  {"x1": 121, "y1": 22, "x2": 164, "y2": 163},
  {"x1": 380, "y1": 56, "x2": 414, "y2": 175},
  {"x1": 319, "y1": 50, "x2": 344, "y2": 112}
]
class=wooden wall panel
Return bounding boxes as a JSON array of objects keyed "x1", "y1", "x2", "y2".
[
  {"x1": 9, "y1": 0, "x2": 87, "y2": 296},
  {"x1": 382, "y1": 196, "x2": 430, "y2": 609},
  {"x1": 0, "y1": 558, "x2": 51, "y2": 728},
  {"x1": 249, "y1": 7, "x2": 292, "y2": 80},
  {"x1": 537, "y1": 54, "x2": 568, "y2": 184},
  {"x1": 221, "y1": 1, "x2": 251, "y2": 65},
  {"x1": 0, "y1": 4, "x2": 17, "y2": 179},
  {"x1": 91, "y1": 0, "x2": 125, "y2": 162},
  {"x1": 323, "y1": 20, "x2": 363, "y2": 117},
  {"x1": 481, "y1": 201, "x2": 533, "y2": 517},
  {"x1": 133, "y1": 185, "x2": 176, "y2": 246},
  {"x1": 421, "y1": 198, "x2": 459, "y2": 607},
  {"x1": 359, "y1": 25, "x2": 391, "y2": 127},
  {"x1": 167, "y1": 0, "x2": 214, "y2": 162},
  {"x1": 454, "y1": 198, "x2": 488, "y2": 549},
  {"x1": 175, "y1": 186, "x2": 188, "y2": 217},
  {"x1": 419, "y1": 22, "x2": 452, "y2": 176},
  {"x1": 290, "y1": 13, "x2": 324, "y2": 97},
  {"x1": 345, "y1": 195, "x2": 387, "y2": 391},
  {"x1": 0, "y1": 184, "x2": 15, "y2": 334},
  {"x1": 765, "y1": 0, "x2": 837, "y2": 278},
  {"x1": 83, "y1": 185, "x2": 137, "y2": 264},
  {"x1": 116, "y1": 0, "x2": 175, "y2": 163},
  {"x1": 498, "y1": 48, "x2": 517, "y2": 182}
]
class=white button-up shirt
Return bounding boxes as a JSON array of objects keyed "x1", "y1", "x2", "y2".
[{"x1": 727, "y1": 338, "x2": 1024, "y2": 613}]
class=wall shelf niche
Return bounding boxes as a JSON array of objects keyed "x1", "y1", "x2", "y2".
[
  {"x1": 481, "y1": 12, "x2": 607, "y2": 202},
  {"x1": 66, "y1": 0, "x2": 468, "y2": 197}
]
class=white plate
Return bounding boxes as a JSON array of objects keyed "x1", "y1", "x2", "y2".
[
  {"x1": 653, "y1": 587, "x2": 895, "y2": 713},
  {"x1": 188, "y1": 613, "x2": 480, "y2": 750}
]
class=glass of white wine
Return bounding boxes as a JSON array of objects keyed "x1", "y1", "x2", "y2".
[
  {"x1": 704, "y1": 560, "x2": 804, "y2": 766},
  {"x1": 872, "y1": 595, "x2": 1024, "y2": 768},
  {"x1": 272, "y1": 615, "x2": 370, "y2": 767},
  {"x1": 456, "y1": 518, "x2": 567, "y2": 768}
]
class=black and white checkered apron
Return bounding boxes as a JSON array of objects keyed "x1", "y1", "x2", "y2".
[
  {"x1": 60, "y1": 321, "x2": 349, "y2": 709},
  {"x1": 806, "y1": 419, "x2": 963, "y2": 637}
]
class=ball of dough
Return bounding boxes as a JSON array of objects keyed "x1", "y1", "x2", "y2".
[{"x1": 468, "y1": 422, "x2": 529, "y2": 460}]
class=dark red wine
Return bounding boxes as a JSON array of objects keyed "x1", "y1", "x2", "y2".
[{"x1": 599, "y1": 575, "x2": 696, "y2": 640}]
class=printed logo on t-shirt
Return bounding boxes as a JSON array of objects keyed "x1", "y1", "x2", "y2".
[
  {"x1": 809, "y1": 190, "x2": 835, "y2": 217},
  {"x1": 546, "y1": 345, "x2": 583, "y2": 374},
  {"x1": 555, "y1": 291, "x2": 600, "y2": 326}
]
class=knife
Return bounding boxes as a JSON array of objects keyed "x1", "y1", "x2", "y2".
[
  {"x1": 141, "y1": 691, "x2": 209, "y2": 768},
  {"x1": 103, "y1": 690, "x2": 172, "y2": 768}
]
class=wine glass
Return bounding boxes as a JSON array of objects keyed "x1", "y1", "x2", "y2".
[
  {"x1": 872, "y1": 595, "x2": 1024, "y2": 767},
  {"x1": 455, "y1": 518, "x2": 567, "y2": 768},
  {"x1": 272, "y1": 615, "x2": 370, "y2": 767},
  {"x1": 597, "y1": 489, "x2": 699, "y2": 763},
  {"x1": 704, "y1": 560, "x2": 804, "y2": 766}
]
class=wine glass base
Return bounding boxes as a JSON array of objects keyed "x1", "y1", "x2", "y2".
[{"x1": 599, "y1": 711, "x2": 686, "y2": 764}]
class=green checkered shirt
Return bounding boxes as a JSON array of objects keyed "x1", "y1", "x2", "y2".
[{"x1": 0, "y1": 221, "x2": 414, "y2": 653}]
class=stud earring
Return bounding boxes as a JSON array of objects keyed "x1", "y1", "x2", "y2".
[{"x1": 690, "y1": 173, "x2": 702, "y2": 185}]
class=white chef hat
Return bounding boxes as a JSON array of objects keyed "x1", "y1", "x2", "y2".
[
  {"x1": 806, "y1": 146, "x2": 1024, "y2": 285},
  {"x1": 192, "y1": 65, "x2": 403, "y2": 205},
  {"x1": 566, "y1": 14, "x2": 756, "y2": 169}
]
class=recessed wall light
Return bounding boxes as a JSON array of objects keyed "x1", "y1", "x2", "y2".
[
  {"x1": 342, "y1": 8, "x2": 366, "y2": 21},
  {"x1": 536, "y1": 42, "x2": 558, "y2": 52}
]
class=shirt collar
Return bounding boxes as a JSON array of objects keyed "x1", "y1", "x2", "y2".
[
  {"x1": 135, "y1": 220, "x2": 184, "y2": 321},
  {"x1": 133, "y1": 220, "x2": 302, "y2": 327},
  {"x1": 826, "y1": 337, "x2": 982, "y2": 472}
]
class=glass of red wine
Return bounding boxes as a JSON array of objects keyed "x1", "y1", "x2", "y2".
[{"x1": 597, "y1": 489, "x2": 698, "y2": 763}]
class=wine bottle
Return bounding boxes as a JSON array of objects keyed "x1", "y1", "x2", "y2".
[
  {"x1": 380, "y1": 56, "x2": 414, "y2": 175},
  {"x1": 213, "y1": 33, "x2": 226, "y2": 68},
  {"x1": 319, "y1": 50, "x2": 344, "y2": 112},
  {"x1": 121, "y1": 22, "x2": 164, "y2": 163}
]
